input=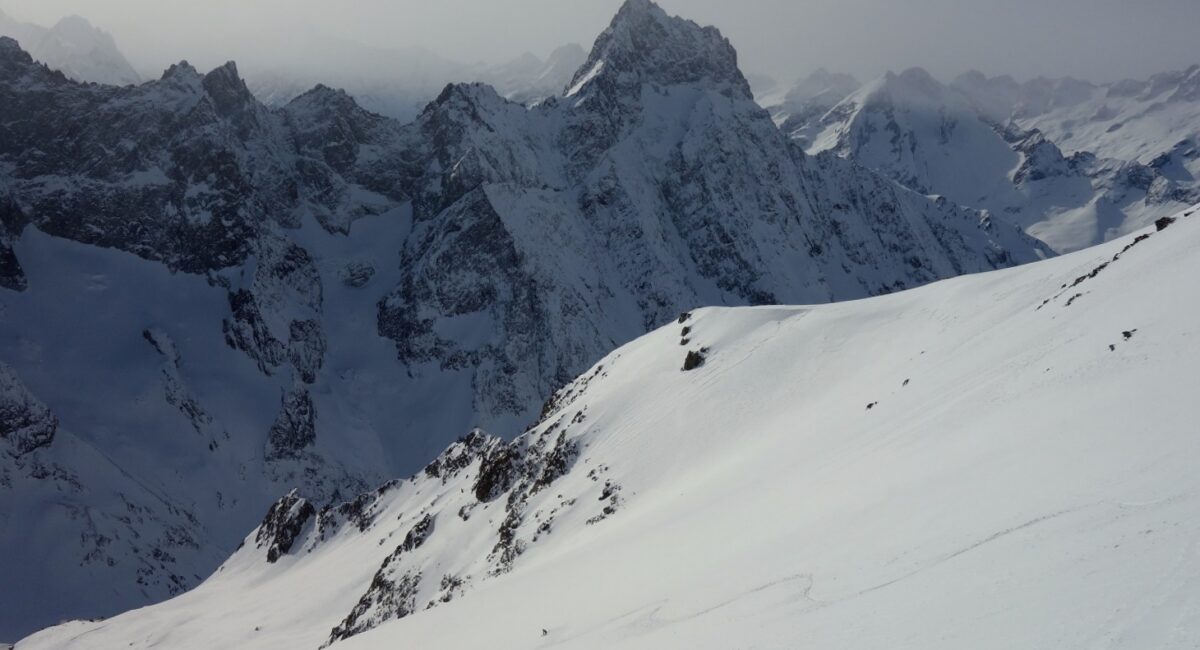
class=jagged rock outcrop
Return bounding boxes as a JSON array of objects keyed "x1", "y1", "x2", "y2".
[
  {"x1": 267, "y1": 387, "x2": 317, "y2": 459},
  {"x1": 314, "y1": 403, "x2": 596, "y2": 644},
  {"x1": 0, "y1": 362, "x2": 56, "y2": 458},
  {"x1": 254, "y1": 490, "x2": 316, "y2": 563}
]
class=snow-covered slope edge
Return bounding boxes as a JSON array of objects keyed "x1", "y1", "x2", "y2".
[{"x1": 22, "y1": 203, "x2": 1199, "y2": 650}]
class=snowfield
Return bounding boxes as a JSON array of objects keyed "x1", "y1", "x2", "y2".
[{"x1": 19, "y1": 203, "x2": 1200, "y2": 649}]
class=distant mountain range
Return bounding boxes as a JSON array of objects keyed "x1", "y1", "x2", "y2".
[
  {"x1": 239, "y1": 36, "x2": 587, "y2": 123},
  {"x1": 766, "y1": 66, "x2": 1199, "y2": 252},
  {"x1": 0, "y1": 9, "x2": 139, "y2": 86}
]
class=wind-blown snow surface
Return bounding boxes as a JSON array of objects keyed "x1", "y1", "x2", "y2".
[{"x1": 22, "y1": 203, "x2": 1199, "y2": 649}]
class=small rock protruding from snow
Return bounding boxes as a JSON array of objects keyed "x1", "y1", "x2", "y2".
[
  {"x1": 254, "y1": 490, "x2": 316, "y2": 563},
  {"x1": 682, "y1": 348, "x2": 708, "y2": 371}
]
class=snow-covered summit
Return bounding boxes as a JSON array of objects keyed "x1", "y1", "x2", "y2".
[{"x1": 567, "y1": 0, "x2": 747, "y2": 98}]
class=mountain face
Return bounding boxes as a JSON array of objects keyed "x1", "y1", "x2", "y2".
[
  {"x1": 0, "y1": 11, "x2": 139, "y2": 86},
  {"x1": 19, "y1": 204, "x2": 1200, "y2": 650},
  {"x1": 0, "y1": 0, "x2": 1049, "y2": 640},
  {"x1": 774, "y1": 66, "x2": 1198, "y2": 252}
]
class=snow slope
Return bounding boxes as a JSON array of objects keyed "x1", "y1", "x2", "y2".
[{"x1": 22, "y1": 204, "x2": 1199, "y2": 649}]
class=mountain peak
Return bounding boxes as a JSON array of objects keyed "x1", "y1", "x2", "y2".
[
  {"x1": 567, "y1": 0, "x2": 748, "y2": 98},
  {"x1": 0, "y1": 35, "x2": 24, "y2": 56},
  {"x1": 615, "y1": 0, "x2": 662, "y2": 17},
  {"x1": 202, "y1": 61, "x2": 255, "y2": 113},
  {"x1": 870, "y1": 67, "x2": 947, "y2": 104},
  {"x1": 549, "y1": 43, "x2": 586, "y2": 60},
  {"x1": 896, "y1": 66, "x2": 938, "y2": 86},
  {"x1": 161, "y1": 60, "x2": 199, "y2": 81},
  {"x1": 0, "y1": 36, "x2": 34, "y2": 69},
  {"x1": 287, "y1": 83, "x2": 363, "y2": 115},
  {"x1": 51, "y1": 14, "x2": 96, "y2": 32}
]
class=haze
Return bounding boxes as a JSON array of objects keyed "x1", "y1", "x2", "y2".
[{"x1": 1, "y1": 0, "x2": 1197, "y2": 85}]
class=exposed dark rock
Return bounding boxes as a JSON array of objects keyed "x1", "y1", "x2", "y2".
[
  {"x1": 266, "y1": 388, "x2": 317, "y2": 459},
  {"x1": 533, "y1": 432, "x2": 580, "y2": 493},
  {"x1": 340, "y1": 261, "x2": 376, "y2": 288},
  {"x1": 423, "y1": 430, "x2": 497, "y2": 481},
  {"x1": 473, "y1": 442, "x2": 521, "y2": 502},
  {"x1": 399, "y1": 514, "x2": 435, "y2": 554},
  {"x1": 222, "y1": 289, "x2": 287, "y2": 375},
  {"x1": 288, "y1": 319, "x2": 326, "y2": 384},
  {"x1": 0, "y1": 362, "x2": 57, "y2": 457},
  {"x1": 326, "y1": 571, "x2": 421, "y2": 646},
  {"x1": 254, "y1": 490, "x2": 316, "y2": 563}
]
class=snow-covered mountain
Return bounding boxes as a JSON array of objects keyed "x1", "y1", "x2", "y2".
[
  {"x1": 0, "y1": 11, "x2": 139, "y2": 86},
  {"x1": 775, "y1": 67, "x2": 1197, "y2": 252},
  {"x1": 768, "y1": 68, "x2": 860, "y2": 141},
  {"x1": 0, "y1": 0, "x2": 1050, "y2": 640},
  {"x1": 955, "y1": 67, "x2": 1200, "y2": 182},
  {"x1": 18, "y1": 203, "x2": 1199, "y2": 649},
  {"x1": 478, "y1": 43, "x2": 588, "y2": 104}
]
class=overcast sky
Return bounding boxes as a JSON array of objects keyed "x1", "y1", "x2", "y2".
[{"x1": 2, "y1": 0, "x2": 1197, "y2": 84}]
